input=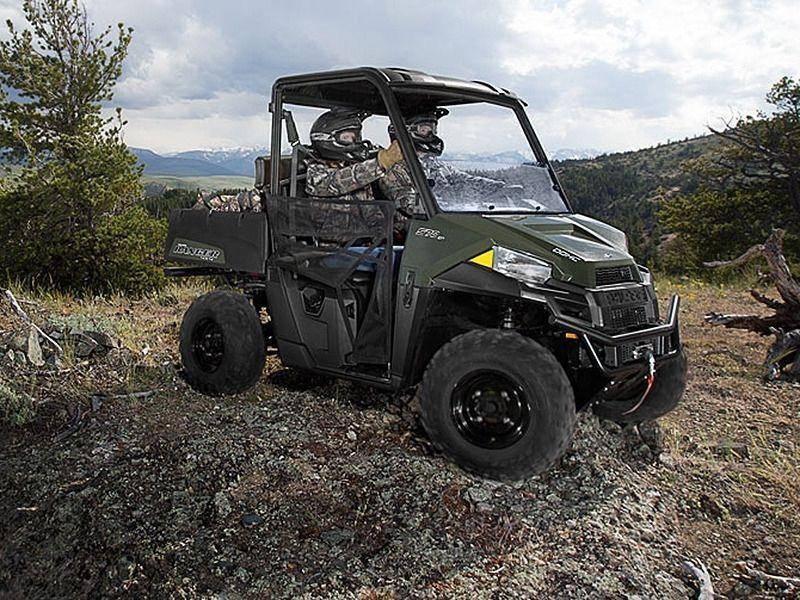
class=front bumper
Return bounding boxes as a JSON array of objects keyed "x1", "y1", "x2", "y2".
[
  {"x1": 547, "y1": 293, "x2": 682, "y2": 377},
  {"x1": 590, "y1": 346, "x2": 687, "y2": 422}
]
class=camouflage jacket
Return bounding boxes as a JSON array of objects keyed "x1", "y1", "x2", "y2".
[
  {"x1": 305, "y1": 157, "x2": 385, "y2": 202},
  {"x1": 306, "y1": 156, "x2": 421, "y2": 232},
  {"x1": 193, "y1": 190, "x2": 263, "y2": 212},
  {"x1": 377, "y1": 160, "x2": 417, "y2": 223}
]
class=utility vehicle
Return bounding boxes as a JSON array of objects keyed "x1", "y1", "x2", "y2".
[{"x1": 165, "y1": 67, "x2": 686, "y2": 480}]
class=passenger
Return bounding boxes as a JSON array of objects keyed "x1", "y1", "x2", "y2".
[{"x1": 381, "y1": 108, "x2": 513, "y2": 214}]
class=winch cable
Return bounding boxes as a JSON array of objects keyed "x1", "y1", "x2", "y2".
[{"x1": 622, "y1": 350, "x2": 656, "y2": 416}]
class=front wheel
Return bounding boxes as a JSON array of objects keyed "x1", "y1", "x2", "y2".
[
  {"x1": 418, "y1": 329, "x2": 576, "y2": 480},
  {"x1": 179, "y1": 290, "x2": 266, "y2": 395}
]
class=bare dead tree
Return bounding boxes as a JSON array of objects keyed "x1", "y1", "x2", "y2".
[{"x1": 705, "y1": 229, "x2": 800, "y2": 380}]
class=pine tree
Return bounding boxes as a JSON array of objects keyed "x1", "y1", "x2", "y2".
[{"x1": 0, "y1": 0, "x2": 164, "y2": 294}]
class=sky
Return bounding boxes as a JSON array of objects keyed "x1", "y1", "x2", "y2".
[{"x1": 1, "y1": 0, "x2": 799, "y2": 155}]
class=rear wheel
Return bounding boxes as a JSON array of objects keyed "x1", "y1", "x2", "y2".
[
  {"x1": 179, "y1": 290, "x2": 266, "y2": 395},
  {"x1": 418, "y1": 329, "x2": 576, "y2": 480}
]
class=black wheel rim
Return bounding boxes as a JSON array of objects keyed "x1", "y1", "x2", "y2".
[
  {"x1": 191, "y1": 318, "x2": 224, "y2": 373},
  {"x1": 450, "y1": 370, "x2": 530, "y2": 449}
]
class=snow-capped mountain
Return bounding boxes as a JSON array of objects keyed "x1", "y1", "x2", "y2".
[
  {"x1": 131, "y1": 145, "x2": 603, "y2": 178},
  {"x1": 440, "y1": 150, "x2": 535, "y2": 171},
  {"x1": 167, "y1": 147, "x2": 269, "y2": 177},
  {"x1": 130, "y1": 147, "x2": 242, "y2": 177},
  {"x1": 550, "y1": 148, "x2": 601, "y2": 161}
]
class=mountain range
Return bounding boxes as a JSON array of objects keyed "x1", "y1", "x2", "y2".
[{"x1": 130, "y1": 146, "x2": 600, "y2": 178}]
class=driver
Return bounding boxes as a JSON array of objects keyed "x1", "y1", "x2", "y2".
[{"x1": 305, "y1": 108, "x2": 404, "y2": 202}]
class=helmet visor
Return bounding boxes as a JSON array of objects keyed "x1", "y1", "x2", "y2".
[
  {"x1": 410, "y1": 121, "x2": 437, "y2": 138},
  {"x1": 334, "y1": 128, "x2": 362, "y2": 145}
]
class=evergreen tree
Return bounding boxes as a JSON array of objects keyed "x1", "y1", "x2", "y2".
[{"x1": 0, "y1": 0, "x2": 164, "y2": 294}]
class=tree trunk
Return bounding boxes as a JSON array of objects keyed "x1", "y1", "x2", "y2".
[{"x1": 704, "y1": 229, "x2": 800, "y2": 380}]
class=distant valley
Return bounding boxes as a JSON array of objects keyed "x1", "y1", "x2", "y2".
[{"x1": 131, "y1": 146, "x2": 602, "y2": 180}]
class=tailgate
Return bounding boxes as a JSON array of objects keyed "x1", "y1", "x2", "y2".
[{"x1": 165, "y1": 209, "x2": 269, "y2": 273}]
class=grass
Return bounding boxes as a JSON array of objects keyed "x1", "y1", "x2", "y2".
[
  {"x1": 143, "y1": 174, "x2": 253, "y2": 191},
  {"x1": 0, "y1": 380, "x2": 36, "y2": 426}
]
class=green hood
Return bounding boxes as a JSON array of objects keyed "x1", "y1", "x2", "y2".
[
  {"x1": 482, "y1": 214, "x2": 634, "y2": 284},
  {"x1": 405, "y1": 213, "x2": 639, "y2": 289}
]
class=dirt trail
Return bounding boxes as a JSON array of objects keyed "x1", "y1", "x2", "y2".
[{"x1": 1, "y1": 281, "x2": 798, "y2": 598}]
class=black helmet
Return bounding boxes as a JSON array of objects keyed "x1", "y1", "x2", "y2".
[
  {"x1": 310, "y1": 108, "x2": 376, "y2": 162},
  {"x1": 389, "y1": 107, "x2": 449, "y2": 156}
]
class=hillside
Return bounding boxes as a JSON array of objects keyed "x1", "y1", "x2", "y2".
[
  {"x1": 553, "y1": 134, "x2": 721, "y2": 261},
  {"x1": 1, "y1": 280, "x2": 798, "y2": 597}
]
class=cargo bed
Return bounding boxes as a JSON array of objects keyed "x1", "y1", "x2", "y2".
[{"x1": 165, "y1": 209, "x2": 269, "y2": 274}]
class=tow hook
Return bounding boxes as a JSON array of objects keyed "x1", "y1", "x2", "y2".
[{"x1": 621, "y1": 345, "x2": 656, "y2": 416}]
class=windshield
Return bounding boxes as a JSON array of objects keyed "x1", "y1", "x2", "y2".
[{"x1": 415, "y1": 103, "x2": 569, "y2": 214}]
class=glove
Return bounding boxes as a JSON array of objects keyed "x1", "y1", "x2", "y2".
[{"x1": 378, "y1": 140, "x2": 404, "y2": 170}]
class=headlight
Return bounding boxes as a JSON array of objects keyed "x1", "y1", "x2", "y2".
[
  {"x1": 493, "y1": 246, "x2": 552, "y2": 285},
  {"x1": 637, "y1": 265, "x2": 652, "y2": 285}
]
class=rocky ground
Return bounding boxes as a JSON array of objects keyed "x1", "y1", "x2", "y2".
[{"x1": 0, "y1": 279, "x2": 798, "y2": 599}]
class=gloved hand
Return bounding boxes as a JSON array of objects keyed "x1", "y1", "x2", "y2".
[{"x1": 378, "y1": 140, "x2": 404, "y2": 170}]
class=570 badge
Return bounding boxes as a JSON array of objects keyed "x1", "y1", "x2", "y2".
[{"x1": 415, "y1": 227, "x2": 446, "y2": 241}]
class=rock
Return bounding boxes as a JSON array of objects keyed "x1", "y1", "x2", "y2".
[
  {"x1": 241, "y1": 513, "x2": 263, "y2": 528},
  {"x1": 465, "y1": 486, "x2": 492, "y2": 503},
  {"x1": 346, "y1": 430, "x2": 357, "y2": 442},
  {"x1": 320, "y1": 528, "x2": 354, "y2": 545},
  {"x1": 25, "y1": 326, "x2": 45, "y2": 367},
  {"x1": 14, "y1": 350, "x2": 28, "y2": 367},
  {"x1": 215, "y1": 492, "x2": 232, "y2": 518},
  {"x1": 9, "y1": 334, "x2": 27, "y2": 352},
  {"x1": 73, "y1": 334, "x2": 99, "y2": 359},
  {"x1": 84, "y1": 330, "x2": 119, "y2": 351},
  {"x1": 638, "y1": 421, "x2": 665, "y2": 453},
  {"x1": 658, "y1": 452, "x2": 675, "y2": 467},
  {"x1": 600, "y1": 419, "x2": 623, "y2": 434}
]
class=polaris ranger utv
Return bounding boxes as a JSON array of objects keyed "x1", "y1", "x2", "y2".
[{"x1": 165, "y1": 67, "x2": 686, "y2": 480}]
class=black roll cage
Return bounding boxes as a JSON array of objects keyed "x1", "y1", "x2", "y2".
[{"x1": 268, "y1": 67, "x2": 573, "y2": 216}]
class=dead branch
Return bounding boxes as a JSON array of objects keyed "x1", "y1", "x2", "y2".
[
  {"x1": 3, "y1": 289, "x2": 63, "y2": 353},
  {"x1": 739, "y1": 565, "x2": 800, "y2": 593},
  {"x1": 705, "y1": 312, "x2": 797, "y2": 336},
  {"x1": 705, "y1": 230, "x2": 800, "y2": 380},
  {"x1": 681, "y1": 559, "x2": 714, "y2": 599},
  {"x1": 703, "y1": 243, "x2": 765, "y2": 269},
  {"x1": 750, "y1": 289, "x2": 785, "y2": 310}
]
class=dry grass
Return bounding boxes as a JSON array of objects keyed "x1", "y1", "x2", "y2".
[{"x1": 2, "y1": 275, "x2": 799, "y2": 595}]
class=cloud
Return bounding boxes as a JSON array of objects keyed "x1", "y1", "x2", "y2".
[{"x1": 3, "y1": 0, "x2": 798, "y2": 153}]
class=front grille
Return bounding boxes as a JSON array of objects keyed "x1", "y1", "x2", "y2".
[
  {"x1": 594, "y1": 285, "x2": 658, "y2": 332},
  {"x1": 595, "y1": 265, "x2": 634, "y2": 287},
  {"x1": 608, "y1": 305, "x2": 649, "y2": 330}
]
